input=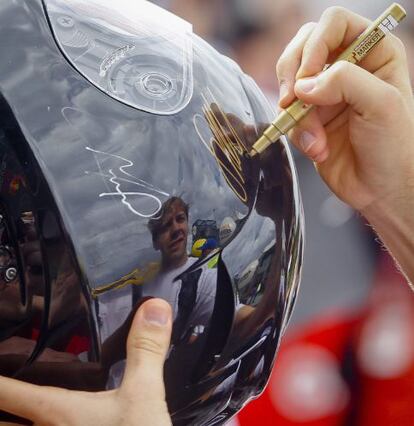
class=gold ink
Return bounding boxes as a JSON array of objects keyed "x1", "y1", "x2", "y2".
[{"x1": 196, "y1": 89, "x2": 249, "y2": 203}]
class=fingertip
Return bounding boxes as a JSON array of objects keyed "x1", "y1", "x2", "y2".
[
  {"x1": 140, "y1": 298, "x2": 172, "y2": 328},
  {"x1": 296, "y1": 63, "x2": 316, "y2": 80},
  {"x1": 306, "y1": 142, "x2": 329, "y2": 163},
  {"x1": 289, "y1": 118, "x2": 328, "y2": 161},
  {"x1": 298, "y1": 130, "x2": 317, "y2": 154},
  {"x1": 123, "y1": 299, "x2": 173, "y2": 392},
  {"x1": 278, "y1": 94, "x2": 295, "y2": 109},
  {"x1": 127, "y1": 298, "x2": 173, "y2": 360},
  {"x1": 313, "y1": 149, "x2": 330, "y2": 163},
  {"x1": 294, "y1": 77, "x2": 318, "y2": 98}
]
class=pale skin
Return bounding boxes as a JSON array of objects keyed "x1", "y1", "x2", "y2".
[
  {"x1": 0, "y1": 299, "x2": 173, "y2": 426},
  {"x1": 1, "y1": 6, "x2": 414, "y2": 425},
  {"x1": 276, "y1": 6, "x2": 414, "y2": 284}
]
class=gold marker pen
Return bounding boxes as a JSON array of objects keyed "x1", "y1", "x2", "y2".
[{"x1": 250, "y1": 3, "x2": 406, "y2": 157}]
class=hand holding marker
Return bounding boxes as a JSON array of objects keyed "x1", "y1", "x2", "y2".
[{"x1": 250, "y1": 3, "x2": 407, "y2": 157}]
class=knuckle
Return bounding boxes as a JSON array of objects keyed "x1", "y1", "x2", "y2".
[
  {"x1": 322, "y1": 6, "x2": 347, "y2": 20},
  {"x1": 383, "y1": 84, "x2": 404, "y2": 109},
  {"x1": 298, "y1": 21, "x2": 317, "y2": 35},
  {"x1": 329, "y1": 60, "x2": 352, "y2": 80},
  {"x1": 276, "y1": 22, "x2": 317, "y2": 77},
  {"x1": 390, "y1": 34, "x2": 407, "y2": 57},
  {"x1": 276, "y1": 55, "x2": 290, "y2": 78},
  {"x1": 301, "y1": 37, "x2": 318, "y2": 58},
  {"x1": 133, "y1": 335, "x2": 164, "y2": 357}
]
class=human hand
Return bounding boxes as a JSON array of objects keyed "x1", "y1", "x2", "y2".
[
  {"x1": 276, "y1": 6, "x2": 414, "y2": 212},
  {"x1": 0, "y1": 299, "x2": 173, "y2": 426},
  {"x1": 276, "y1": 6, "x2": 414, "y2": 283}
]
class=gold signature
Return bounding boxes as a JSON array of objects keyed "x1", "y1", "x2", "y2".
[{"x1": 194, "y1": 89, "x2": 249, "y2": 203}]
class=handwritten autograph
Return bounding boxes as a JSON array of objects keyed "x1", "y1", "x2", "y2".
[
  {"x1": 193, "y1": 89, "x2": 248, "y2": 203},
  {"x1": 85, "y1": 147, "x2": 169, "y2": 218}
]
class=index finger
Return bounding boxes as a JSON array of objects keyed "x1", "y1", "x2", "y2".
[
  {"x1": 297, "y1": 6, "x2": 404, "y2": 79},
  {"x1": 0, "y1": 376, "x2": 67, "y2": 424}
]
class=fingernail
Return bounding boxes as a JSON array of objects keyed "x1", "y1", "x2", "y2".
[
  {"x1": 143, "y1": 302, "x2": 169, "y2": 326},
  {"x1": 300, "y1": 131, "x2": 316, "y2": 153},
  {"x1": 296, "y1": 78, "x2": 316, "y2": 93}
]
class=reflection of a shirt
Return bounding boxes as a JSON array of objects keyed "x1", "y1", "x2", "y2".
[
  {"x1": 98, "y1": 257, "x2": 217, "y2": 340},
  {"x1": 142, "y1": 257, "x2": 217, "y2": 328},
  {"x1": 102, "y1": 256, "x2": 217, "y2": 389}
]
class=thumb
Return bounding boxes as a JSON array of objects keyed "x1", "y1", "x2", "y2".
[
  {"x1": 121, "y1": 298, "x2": 172, "y2": 397},
  {"x1": 294, "y1": 60, "x2": 398, "y2": 119}
]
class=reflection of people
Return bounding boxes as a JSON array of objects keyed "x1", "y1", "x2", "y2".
[
  {"x1": 100, "y1": 196, "x2": 217, "y2": 344},
  {"x1": 96, "y1": 195, "x2": 221, "y2": 395},
  {"x1": 1, "y1": 6, "x2": 414, "y2": 425},
  {"x1": 104, "y1": 197, "x2": 218, "y2": 389},
  {"x1": 98, "y1": 198, "x2": 200, "y2": 343},
  {"x1": 148, "y1": 197, "x2": 190, "y2": 272},
  {"x1": 143, "y1": 197, "x2": 217, "y2": 343}
]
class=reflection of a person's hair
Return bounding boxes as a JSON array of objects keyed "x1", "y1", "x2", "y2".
[
  {"x1": 100, "y1": 197, "x2": 217, "y2": 382},
  {"x1": 0, "y1": 112, "x2": 295, "y2": 391},
  {"x1": 146, "y1": 196, "x2": 219, "y2": 347},
  {"x1": 148, "y1": 196, "x2": 190, "y2": 272},
  {"x1": 6, "y1": 196, "x2": 206, "y2": 390}
]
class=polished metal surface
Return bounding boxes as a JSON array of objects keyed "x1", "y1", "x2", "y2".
[{"x1": 0, "y1": 1, "x2": 304, "y2": 424}]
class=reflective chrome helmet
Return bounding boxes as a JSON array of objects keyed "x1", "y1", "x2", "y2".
[{"x1": 0, "y1": 0, "x2": 303, "y2": 424}]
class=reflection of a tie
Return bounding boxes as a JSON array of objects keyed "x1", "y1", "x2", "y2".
[{"x1": 171, "y1": 269, "x2": 202, "y2": 345}]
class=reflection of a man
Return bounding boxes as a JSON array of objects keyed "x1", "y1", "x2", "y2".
[
  {"x1": 106, "y1": 197, "x2": 217, "y2": 389},
  {"x1": 148, "y1": 196, "x2": 190, "y2": 273},
  {"x1": 143, "y1": 197, "x2": 217, "y2": 343}
]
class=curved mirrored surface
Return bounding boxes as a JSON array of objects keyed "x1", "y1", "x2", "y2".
[
  {"x1": 45, "y1": 0, "x2": 194, "y2": 115},
  {"x1": 0, "y1": 1, "x2": 304, "y2": 424}
]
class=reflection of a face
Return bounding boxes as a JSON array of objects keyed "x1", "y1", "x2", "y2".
[{"x1": 153, "y1": 201, "x2": 189, "y2": 268}]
